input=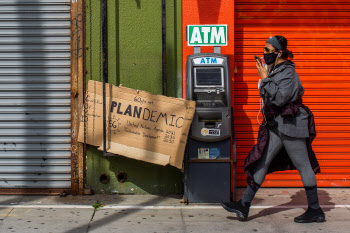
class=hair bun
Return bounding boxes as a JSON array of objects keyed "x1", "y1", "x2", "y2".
[{"x1": 288, "y1": 50, "x2": 294, "y2": 59}]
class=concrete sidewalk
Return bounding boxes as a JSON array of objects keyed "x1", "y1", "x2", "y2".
[{"x1": 0, "y1": 188, "x2": 349, "y2": 233}]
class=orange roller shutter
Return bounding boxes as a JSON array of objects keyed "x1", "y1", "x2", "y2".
[{"x1": 235, "y1": 0, "x2": 350, "y2": 187}]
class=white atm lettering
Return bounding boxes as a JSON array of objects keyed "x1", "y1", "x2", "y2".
[
  {"x1": 201, "y1": 27, "x2": 210, "y2": 43},
  {"x1": 187, "y1": 25, "x2": 227, "y2": 46},
  {"x1": 190, "y1": 27, "x2": 202, "y2": 44},
  {"x1": 210, "y1": 27, "x2": 225, "y2": 44}
]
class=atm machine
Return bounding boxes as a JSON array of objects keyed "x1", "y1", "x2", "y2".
[{"x1": 184, "y1": 48, "x2": 236, "y2": 203}]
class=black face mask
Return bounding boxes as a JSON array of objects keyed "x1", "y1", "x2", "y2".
[{"x1": 264, "y1": 52, "x2": 278, "y2": 65}]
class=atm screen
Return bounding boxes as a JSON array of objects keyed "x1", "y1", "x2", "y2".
[{"x1": 195, "y1": 67, "x2": 223, "y2": 87}]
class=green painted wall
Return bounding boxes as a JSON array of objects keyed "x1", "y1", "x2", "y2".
[{"x1": 85, "y1": 0, "x2": 183, "y2": 194}]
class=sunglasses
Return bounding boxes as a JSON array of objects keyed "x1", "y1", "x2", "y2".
[{"x1": 264, "y1": 47, "x2": 279, "y2": 54}]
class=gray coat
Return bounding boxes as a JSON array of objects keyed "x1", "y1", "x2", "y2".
[{"x1": 259, "y1": 61, "x2": 309, "y2": 138}]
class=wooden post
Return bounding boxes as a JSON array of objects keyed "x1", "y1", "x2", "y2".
[{"x1": 70, "y1": 0, "x2": 85, "y2": 195}]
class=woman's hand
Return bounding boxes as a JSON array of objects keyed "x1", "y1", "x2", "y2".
[{"x1": 256, "y1": 60, "x2": 268, "y2": 80}]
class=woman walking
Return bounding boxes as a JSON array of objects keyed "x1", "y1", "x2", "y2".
[{"x1": 221, "y1": 35, "x2": 325, "y2": 223}]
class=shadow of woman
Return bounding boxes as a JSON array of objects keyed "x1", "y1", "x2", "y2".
[{"x1": 226, "y1": 189, "x2": 335, "y2": 221}]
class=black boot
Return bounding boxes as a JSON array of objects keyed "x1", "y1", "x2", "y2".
[
  {"x1": 294, "y1": 208, "x2": 325, "y2": 223},
  {"x1": 294, "y1": 186, "x2": 325, "y2": 223},
  {"x1": 221, "y1": 200, "x2": 250, "y2": 221}
]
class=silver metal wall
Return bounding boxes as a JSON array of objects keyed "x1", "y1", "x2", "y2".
[{"x1": 0, "y1": 0, "x2": 71, "y2": 188}]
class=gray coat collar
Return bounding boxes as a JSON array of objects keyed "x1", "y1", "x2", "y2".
[{"x1": 269, "y1": 60, "x2": 295, "y2": 77}]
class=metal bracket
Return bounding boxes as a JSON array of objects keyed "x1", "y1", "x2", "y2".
[
  {"x1": 214, "y1": 46, "x2": 221, "y2": 54},
  {"x1": 194, "y1": 46, "x2": 201, "y2": 54}
]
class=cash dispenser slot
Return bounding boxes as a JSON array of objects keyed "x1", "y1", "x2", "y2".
[{"x1": 198, "y1": 112, "x2": 222, "y2": 122}]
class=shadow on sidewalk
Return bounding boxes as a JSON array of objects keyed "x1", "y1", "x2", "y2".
[
  {"x1": 226, "y1": 189, "x2": 335, "y2": 221},
  {"x1": 63, "y1": 195, "x2": 163, "y2": 233},
  {"x1": 0, "y1": 195, "x2": 42, "y2": 221}
]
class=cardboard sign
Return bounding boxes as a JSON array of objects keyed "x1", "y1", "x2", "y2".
[{"x1": 78, "y1": 80, "x2": 196, "y2": 169}]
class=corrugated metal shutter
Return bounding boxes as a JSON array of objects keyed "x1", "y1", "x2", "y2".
[
  {"x1": 0, "y1": 0, "x2": 71, "y2": 188},
  {"x1": 235, "y1": 0, "x2": 350, "y2": 187}
]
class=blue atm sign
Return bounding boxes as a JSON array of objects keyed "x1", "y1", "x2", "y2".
[
  {"x1": 201, "y1": 57, "x2": 217, "y2": 64},
  {"x1": 193, "y1": 57, "x2": 224, "y2": 65}
]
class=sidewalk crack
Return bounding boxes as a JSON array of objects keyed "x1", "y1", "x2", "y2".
[
  {"x1": 2, "y1": 208, "x2": 14, "y2": 221},
  {"x1": 2, "y1": 196, "x2": 24, "y2": 221},
  {"x1": 180, "y1": 209, "x2": 187, "y2": 233}
]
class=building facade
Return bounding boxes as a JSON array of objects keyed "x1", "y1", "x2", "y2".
[{"x1": 0, "y1": 0, "x2": 349, "y2": 195}]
